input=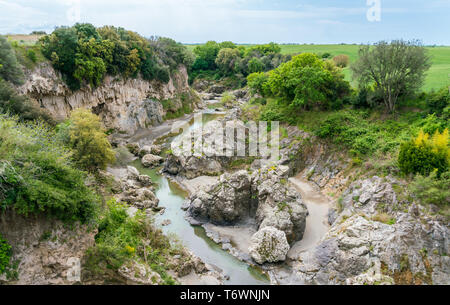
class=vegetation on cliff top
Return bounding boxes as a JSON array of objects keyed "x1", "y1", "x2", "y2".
[{"x1": 39, "y1": 23, "x2": 193, "y2": 90}]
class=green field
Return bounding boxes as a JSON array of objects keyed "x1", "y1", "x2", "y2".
[{"x1": 185, "y1": 44, "x2": 450, "y2": 92}]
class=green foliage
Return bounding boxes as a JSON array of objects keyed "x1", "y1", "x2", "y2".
[
  {"x1": 85, "y1": 199, "x2": 179, "y2": 284},
  {"x1": 0, "y1": 36, "x2": 25, "y2": 85},
  {"x1": 215, "y1": 48, "x2": 241, "y2": 75},
  {"x1": 193, "y1": 41, "x2": 221, "y2": 70},
  {"x1": 247, "y1": 57, "x2": 265, "y2": 74},
  {"x1": 0, "y1": 79, "x2": 53, "y2": 123},
  {"x1": 67, "y1": 109, "x2": 116, "y2": 172},
  {"x1": 0, "y1": 234, "x2": 12, "y2": 275},
  {"x1": 409, "y1": 170, "x2": 450, "y2": 207},
  {"x1": 398, "y1": 129, "x2": 449, "y2": 176},
  {"x1": 351, "y1": 40, "x2": 431, "y2": 112},
  {"x1": 0, "y1": 114, "x2": 98, "y2": 222},
  {"x1": 40, "y1": 24, "x2": 192, "y2": 90},
  {"x1": 427, "y1": 87, "x2": 450, "y2": 118},
  {"x1": 247, "y1": 72, "x2": 270, "y2": 96},
  {"x1": 246, "y1": 42, "x2": 281, "y2": 56},
  {"x1": 264, "y1": 53, "x2": 350, "y2": 110}
]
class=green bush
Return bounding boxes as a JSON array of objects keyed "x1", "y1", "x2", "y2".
[
  {"x1": 398, "y1": 129, "x2": 449, "y2": 176},
  {"x1": 0, "y1": 79, "x2": 54, "y2": 123},
  {"x1": 427, "y1": 87, "x2": 449, "y2": 117},
  {"x1": 67, "y1": 109, "x2": 116, "y2": 172},
  {"x1": 264, "y1": 53, "x2": 350, "y2": 110},
  {"x1": 409, "y1": 170, "x2": 450, "y2": 207},
  {"x1": 0, "y1": 115, "x2": 98, "y2": 222},
  {"x1": 0, "y1": 235, "x2": 12, "y2": 275},
  {"x1": 0, "y1": 36, "x2": 24, "y2": 85},
  {"x1": 85, "y1": 199, "x2": 179, "y2": 284},
  {"x1": 40, "y1": 24, "x2": 192, "y2": 90}
]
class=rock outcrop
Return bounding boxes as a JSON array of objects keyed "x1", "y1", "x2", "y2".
[
  {"x1": 164, "y1": 119, "x2": 248, "y2": 178},
  {"x1": 290, "y1": 177, "x2": 450, "y2": 285},
  {"x1": 18, "y1": 63, "x2": 198, "y2": 134},
  {"x1": 249, "y1": 227, "x2": 290, "y2": 264},
  {"x1": 185, "y1": 166, "x2": 308, "y2": 264},
  {"x1": 113, "y1": 166, "x2": 160, "y2": 210},
  {"x1": 0, "y1": 210, "x2": 96, "y2": 284}
]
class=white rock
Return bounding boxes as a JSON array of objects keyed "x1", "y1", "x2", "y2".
[{"x1": 249, "y1": 226, "x2": 290, "y2": 264}]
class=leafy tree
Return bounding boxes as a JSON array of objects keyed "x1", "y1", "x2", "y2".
[
  {"x1": 68, "y1": 109, "x2": 116, "y2": 172},
  {"x1": 265, "y1": 53, "x2": 349, "y2": 110},
  {"x1": 247, "y1": 72, "x2": 269, "y2": 96},
  {"x1": 246, "y1": 42, "x2": 281, "y2": 56},
  {"x1": 40, "y1": 26, "x2": 80, "y2": 89},
  {"x1": 193, "y1": 41, "x2": 220, "y2": 70},
  {"x1": 215, "y1": 48, "x2": 241, "y2": 75},
  {"x1": 351, "y1": 40, "x2": 431, "y2": 113},
  {"x1": 0, "y1": 36, "x2": 25, "y2": 85},
  {"x1": 247, "y1": 57, "x2": 265, "y2": 74}
]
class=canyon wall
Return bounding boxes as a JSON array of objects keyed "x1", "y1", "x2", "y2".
[{"x1": 18, "y1": 63, "x2": 197, "y2": 134}]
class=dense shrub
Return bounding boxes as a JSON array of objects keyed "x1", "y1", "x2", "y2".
[
  {"x1": 0, "y1": 79, "x2": 53, "y2": 124},
  {"x1": 0, "y1": 115, "x2": 98, "y2": 222},
  {"x1": 40, "y1": 24, "x2": 192, "y2": 90},
  {"x1": 215, "y1": 48, "x2": 241, "y2": 75},
  {"x1": 409, "y1": 170, "x2": 450, "y2": 207},
  {"x1": 398, "y1": 129, "x2": 449, "y2": 176},
  {"x1": 0, "y1": 234, "x2": 12, "y2": 275},
  {"x1": 0, "y1": 37, "x2": 24, "y2": 85},
  {"x1": 85, "y1": 199, "x2": 178, "y2": 284},
  {"x1": 263, "y1": 53, "x2": 350, "y2": 110},
  {"x1": 66, "y1": 109, "x2": 116, "y2": 172},
  {"x1": 427, "y1": 87, "x2": 449, "y2": 117},
  {"x1": 247, "y1": 72, "x2": 270, "y2": 96}
]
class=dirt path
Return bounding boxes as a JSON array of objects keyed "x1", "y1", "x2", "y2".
[{"x1": 287, "y1": 173, "x2": 331, "y2": 259}]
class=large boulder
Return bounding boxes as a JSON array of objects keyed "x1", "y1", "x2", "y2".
[
  {"x1": 185, "y1": 164, "x2": 308, "y2": 247},
  {"x1": 249, "y1": 227, "x2": 290, "y2": 264},
  {"x1": 187, "y1": 170, "x2": 253, "y2": 224},
  {"x1": 141, "y1": 154, "x2": 163, "y2": 167}
]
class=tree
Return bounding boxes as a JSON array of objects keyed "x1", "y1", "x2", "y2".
[
  {"x1": 0, "y1": 36, "x2": 25, "y2": 85},
  {"x1": 247, "y1": 57, "x2": 265, "y2": 74},
  {"x1": 193, "y1": 41, "x2": 220, "y2": 70},
  {"x1": 265, "y1": 53, "x2": 349, "y2": 110},
  {"x1": 351, "y1": 40, "x2": 431, "y2": 113},
  {"x1": 215, "y1": 48, "x2": 241, "y2": 75},
  {"x1": 68, "y1": 109, "x2": 116, "y2": 171}
]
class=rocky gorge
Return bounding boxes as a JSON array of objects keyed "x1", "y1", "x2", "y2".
[{"x1": 2, "y1": 61, "x2": 448, "y2": 285}]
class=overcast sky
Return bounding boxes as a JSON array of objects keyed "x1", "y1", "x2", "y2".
[{"x1": 1, "y1": 0, "x2": 449, "y2": 45}]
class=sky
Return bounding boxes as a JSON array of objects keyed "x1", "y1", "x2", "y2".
[{"x1": 1, "y1": 0, "x2": 449, "y2": 45}]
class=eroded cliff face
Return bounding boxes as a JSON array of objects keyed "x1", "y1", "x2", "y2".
[
  {"x1": 0, "y1": 210, "x2": 96, "y2": 285},
  {"x1": 18, "y1": 63, "x2": 195, "y2": 134}
]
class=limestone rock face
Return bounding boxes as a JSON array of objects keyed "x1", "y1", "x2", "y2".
[
  {"x1": 164, "y1": 119, "x2": 248, "y2": 178},
  {"x1": 185, "y1": 164, "x2": 308, "y2": 262},
  {"x1": 141, "y1": 154, "x2": 163, "y2": 168},
  {"x1": 292, "y1": 177, "x2": 450, "y2": 285},
  {"x1": 0, "y1": 210, "x2": 96, "y2": 285},
  {"x1": 18, "y1": 63, "x2": 192, "y2": 134},
  {"x1": 118, "y1": 261, "x2": 162, "y2": 285},
  {"x1": 187, "y1": 170, "x2": 253, "y2": 224},
  {"x1": 249, "y1": 227, "x2": 290, "y2": 264}
]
